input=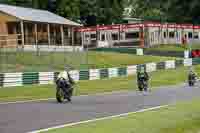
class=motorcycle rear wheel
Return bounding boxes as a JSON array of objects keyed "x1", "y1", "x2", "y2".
[{"x1": 189, "y1": 82, "x2": 194, "y2": 86}]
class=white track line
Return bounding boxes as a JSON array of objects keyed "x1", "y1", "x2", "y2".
[{"x1": 28, "y1": 104, "x2": 170, "y2": 133}]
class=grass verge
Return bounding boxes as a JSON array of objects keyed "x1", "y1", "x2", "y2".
[
  {"x1": 147, "y1": 44, "x2": 200, "y2": 52},
  {"x1": 43, "y1": 98, "x2": 200, "y2": 133},
  {"x1": 1, "y1": 65, "x2": 200, "y2": 102},
  {"x1": 0, "y1": 51, "x2": 175, "y2": 72}
]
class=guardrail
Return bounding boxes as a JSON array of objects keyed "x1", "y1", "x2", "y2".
[
  {"x1": 91, "y1": 47, "x2": 189, "y2": 58},
  {"x1": 143, "y1": 50, "x2": 185, "y2": 57},
  {"x1": 91, "y1": 48, "x2": 143, "y2": 55},
  {"x1": 0, "y1": 58, "x2": 200, "y2": 88}
]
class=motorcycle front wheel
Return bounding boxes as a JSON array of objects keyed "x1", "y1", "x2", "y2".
[{"x1": 56, "y1": 88, "x2": 65, "y2": 103}]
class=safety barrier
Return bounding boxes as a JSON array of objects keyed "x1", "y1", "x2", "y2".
[
  {"x1": 91, "y1": 48, "x2": 143, "y2": 55},
  {"x1": 92, "y1": 48, "x2": 190, "y2": 58},
  {"x1": 0, "y1": 58, "x2": 200, "y2": 88},
  {"x1": 1, "y1": 45, "x2": 84, "y2": 52}
]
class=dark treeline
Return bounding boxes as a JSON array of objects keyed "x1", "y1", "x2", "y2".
[
  {"x1": 0, "y1": 0, "x2": 200, "y2": 25},
  {"x1": 0, "y1": 0, "x2": 124, "y2": 26},
  {"x1": 132, "y1": 0, "x2": 200, "y2": 24}
]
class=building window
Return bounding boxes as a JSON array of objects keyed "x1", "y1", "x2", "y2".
[
  {"x1": 7, "y1": 22, "x2": 16, "y2": 34},
  {"x1": 85, "y1": 34, "x2": 90, "y2": 38},
  {"x1": 169, "y1": 32, "x2": 175, "y2": 38},
  {"x1": 188, "y1": 32, "x2": 193, "y2": 39},
  {"x1": 63, "y1": 27, "x2": 69, "y2": 37},
  {"x1": 38, "y1": 24, "x2": 47, "y2": 32},
  {"x1": 125, "y1": 32, "x2": 139, "y2": 39},
  {"x1": 90, "y1": 34, "x2": 96, "y2": 39},
  {"x1": 101, "y1": 34, "x2": 105, "y2": 41},
  {"x1": 112, "y1": 33, "x2": 118, "y2": 40},
  {"x1": 84, "y1": 34, "x2": 90, "y2": 42},
  {"x1": 194, "y1": 32, "x2": 199, "y2": 39},
  {"x1": 163, "y1": 32, "x2": 167, "y2": 38}
]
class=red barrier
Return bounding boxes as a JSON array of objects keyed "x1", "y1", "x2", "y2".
[{"x1": 191, "y1": 50, "x2": 200, "y2": 58}]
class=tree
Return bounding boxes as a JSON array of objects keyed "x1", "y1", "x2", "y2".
[
  {"x1": 79, "y1": 0, "x2": 125, "y2": 25},
  {"x1": 96, "y1": 0, "x2": 125, "y2": 24},
  {"x1": 32, "y1": 0, "x2": 49, "y2": 9},
  {"x1": 2, "y1": 0, "x2": 49, "y2": 9},
  {"x1": 112, "y1": 0, "x2": 124, "y2": 24},
  {"x1": 165, "y1": 0, "x2": 200, "y2": 23},
  {"x1": 132, "y1": 0, "x2": 200, "y2": 24},
  {"x1": 0, "y1": 0, "x2": 129, "y2": 25},
  {"x1": 79, "y1": 0, "x2": 97, "y2": 26},
  {"x1": 56, "y1": 0, "x2": 80, "y2": 22},
  {"x1": 131, "y1": 0, "x2": 162, "y2": 21},
  {"x1": 5, "y1": 0, "x2": 32, "y2": 7}
]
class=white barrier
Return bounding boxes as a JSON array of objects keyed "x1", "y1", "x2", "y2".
[
  {"x1": 89, "y1": 69, "x2": 100, "y2": 80},
  {"x1": 69, "y1": 70, "x2": 80, "y2": 82},
  {"x1": 23, "y1": 45, "x2": 83, "y2": 52},
  {"x1": 127, "y1": 65, "x2": 137, "y2": 75},
  {"x1": 3, "y1": 73, "x2": 22, "y2": 87},
  {"x1": 165, "y1": 60, "x2": 175, "y2": 69},
  {"x1": 108, "y1": 68, "x2": 118, "y2": 78},
  {"x1": 136, "y1": 48, "x2": 143, "y2": 56},
  {"x1": 146, "y1": 63, "x2": 157, "y2": 72},
  {"x1": 184, "y1": 58, "x2": 193, "y2": 66},
  {"x1": 39, "y1": 72, "x2": 54, "y2": 85}
]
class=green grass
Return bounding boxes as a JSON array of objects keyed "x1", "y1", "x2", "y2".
[
  {"x1": 43, "y1": 98, "x2": 200, "y2": 133},
  {"x1": 1, "y1": 65, "x2": 200, "y2": 102},
  {"x1": 147, "y1": 44, "x2": 187, "y2": 52},
  {"x1": 0, "y1": 51, "x2": 175, "y2": 72},
  {"x1": 147, "y1": 44, "x2": 200, "y2": 52}
]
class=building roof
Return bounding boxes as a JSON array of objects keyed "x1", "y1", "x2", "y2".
[
  {"x1": 0, "y1": 4, "x2": 81, "y2": 26},
  {"x1": 123, "y1": 17, "x2": 142, "y2": 21}
]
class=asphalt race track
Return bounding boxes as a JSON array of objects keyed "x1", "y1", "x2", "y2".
[{"x1": 1, "y1": 83, "x2": 200, "y2": 133}]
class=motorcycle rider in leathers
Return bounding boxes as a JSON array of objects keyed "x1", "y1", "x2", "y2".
[
  {"x1": 137, "y1": 67, "x2": 149, "y2": 92},
  {"x1": 56, "y1": 70, "x2": 75, "y2": 101}
]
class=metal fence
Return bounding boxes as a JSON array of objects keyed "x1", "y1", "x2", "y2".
[
  {"x1": 0, "y1": 34, "x2": 86, "y2": 73},
  {"x1": 0, "y1": 47, "x2": 88, "y2": 73}
]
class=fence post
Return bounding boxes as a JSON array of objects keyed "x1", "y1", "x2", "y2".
[
  {"x1": 47, "y1": 24, "x2": 51, "y2": 45},
  {"x1": 20, "y1": 21, "x2": 25, "y2": 49}
]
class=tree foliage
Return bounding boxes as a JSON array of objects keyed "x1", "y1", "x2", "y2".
[
  {"x1": 1, "y1": 0, "x2": 125, "y2": 25},
  {"x1": 133, "y1": 0, "x2": 200, "y2": 23},
  {"x1": 56, "y1": 0, "x2": 80, "y2": 21},
  {"x1": 1, "y1": 0, "x2": 200, "y2": 25}
]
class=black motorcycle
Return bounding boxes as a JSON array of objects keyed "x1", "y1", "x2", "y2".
[
  {"x1": 56, "y1": 78, "x2": 74, "y2": 103},
  {"x1": 188, "y1": 74, "x2": 196, "y2": 86}
]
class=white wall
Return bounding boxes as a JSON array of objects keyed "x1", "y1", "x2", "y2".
[{"x1": 23, "y1": 45, "x2": 84, "y2": 52}]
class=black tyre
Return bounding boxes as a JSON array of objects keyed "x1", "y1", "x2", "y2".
[
  {"x1": 143, "y1": 86, "x2": 148, "y2": 92},
  {"x1": 143, "y1": 81, "x2": 148, "y2": 91},
  {"x1": 66, "y1": 88, "x2": 73, "y2": 102},
  {"x1": 191, "y1": 82, "x2": 194, "y2": 86},
  {"x1": 189, "y1": 81, "x2": 194, "y2": 86},
  {"x1": 138, "y1": 85, "x2": 143, "y2": 91},
  {"x1": 67, "y1": 97, "x2": 71, "y2": 102},
  {"x1": 56, "y1": 88, "x2": 65, "y2": 103}
]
